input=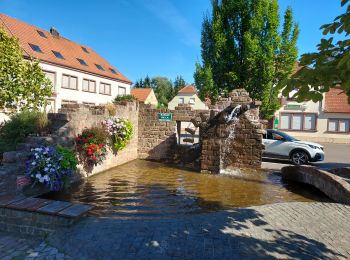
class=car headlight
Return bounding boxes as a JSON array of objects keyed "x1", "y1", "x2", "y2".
[{"x1": 308, "y1": 144, "x2": 318, "y2": 149}]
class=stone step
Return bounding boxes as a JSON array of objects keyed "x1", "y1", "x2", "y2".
[
  {"x1": 185, "y1": 127, "x2": 196, "y2": 135},
  {"x1": 2, "y1": 151, "x2": 31, "y2": 164},
  {"x1": 0, "y1": 195, "x2": 93, "y2": 236}
]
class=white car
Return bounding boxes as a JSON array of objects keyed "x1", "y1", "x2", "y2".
[{"x1": 262, "y1": 129, "x2": 325, "y2": 165}]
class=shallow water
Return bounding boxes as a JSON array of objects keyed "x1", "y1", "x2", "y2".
[{"x1": 42, "y1": 160, "x2": 330, "y2": 219}]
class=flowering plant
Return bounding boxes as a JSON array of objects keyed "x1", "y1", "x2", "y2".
[
  {"x1": 25, "y1": 146, "x2": 78, "y2": 191},
  {"x1": 75, "y1": 127, "x2": 108, "y2": 165},
  {"x1": 102, "y1": 117, "x2": 133, "y2": 151}
]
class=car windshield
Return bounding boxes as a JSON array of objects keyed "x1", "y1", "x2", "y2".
[{"x1": 274, "y1": 131, "x2": 299, "y2": 141}]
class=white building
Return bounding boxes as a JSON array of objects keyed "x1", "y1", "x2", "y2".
[
  {"x1": 274, "y1": 87, "x2": 350, "y2": 144},
  {"x1": 0, "y1": 13, "x2": 131, "y2": 113},
  {"x1": 168, "y1": 85, "x2": 208, "y2": 110}
]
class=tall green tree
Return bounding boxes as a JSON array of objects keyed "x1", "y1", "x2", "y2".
[
  {"x1": 0, "y1": 27, "x2": 52, "y2": 111},
  {"x1": 151, "y1": 77, "x2": 174, "y2": 107},
  {"x1": 281, "y1": 0, "x2": 350, "y2": 103},
  {"x1": 194, "y1": 0, "x2": 299, "y2": 119},
  {"x1": 173, "y1": 75, "x2": 187, "y2": 94}
]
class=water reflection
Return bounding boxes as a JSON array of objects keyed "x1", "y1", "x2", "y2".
[{"x1": 42, "y1": 160, "x2": 330, "y2": 219}]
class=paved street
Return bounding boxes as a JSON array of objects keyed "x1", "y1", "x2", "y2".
[
  {"x1": 1, "y1": 202, "x2": 350, "y2": 259},
  {"x1": 262, "y1": 142, "x2": 350, "y2": 171}
]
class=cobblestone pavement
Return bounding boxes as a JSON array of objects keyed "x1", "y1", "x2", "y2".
[
  {"x1": 0, "y1": 232, "x2": 72, "y2": 260},
  {"x1": 1, "y1": 202, "x2": 350, "y2": 259}
]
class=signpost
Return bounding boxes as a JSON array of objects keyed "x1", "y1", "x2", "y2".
[{"x1": 158, "y1": 113, "x2": 173, "y2": 122}]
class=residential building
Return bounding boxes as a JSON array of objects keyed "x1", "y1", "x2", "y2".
[
  {"x1": 274, "y1": 87, "x2": 350, "y2": 144},
  {"x1": 131, "y1": 88, "x2": 158, "y2": 107},
  {"x1": 0, "y1": 13, "x2": 131, "y2": 113},
  {"x1": 168, "y1": 85, "x2": 208, "y2": 110}
]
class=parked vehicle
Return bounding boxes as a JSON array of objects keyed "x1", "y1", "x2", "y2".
[{"x1": 262, "y1": 129, "x2": 324, "y2": 165}]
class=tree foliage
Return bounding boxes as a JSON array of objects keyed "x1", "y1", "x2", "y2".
[
  {"x1": 281, "y1": 0, "x2": 350, "y2": 103},
  {"x1": 173, "y1": 75, "x2": 186, "y2": 94},
  {"x1": 151, "y1": 76, "x2": 174, "y2": 107},
  {"x1": 194, "y1": 0, "x2": 299, "y2": 119},
  {"x1": 0, "y1": 27, "x2": 52, "y2": 110}
]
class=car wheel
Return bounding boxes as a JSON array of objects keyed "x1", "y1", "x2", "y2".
[{"x1": 291, "y1": 151, "x2": 309, "y2": 165}]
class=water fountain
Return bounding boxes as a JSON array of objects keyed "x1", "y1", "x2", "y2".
[{"x1": 197, "y1": 89, "x2": 264, "y2": 174}]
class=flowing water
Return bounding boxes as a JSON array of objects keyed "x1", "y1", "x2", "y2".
[{"x1": 42, "y1": 160, "x2": 330, "y2": 219}]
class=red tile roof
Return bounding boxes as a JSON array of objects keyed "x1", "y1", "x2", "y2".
[
  {"x1": 325, "y1": 87, "x2": 350, "y2": 113},
  {"x1": 131, "y1": 88, "x2": 153, "y2": 102},
  {"x1": 0, "y1": 13, "x2": 131, "y2": 84},
  {"x1": 178, "y1": 85, "x2": 197, "y2": 94}
]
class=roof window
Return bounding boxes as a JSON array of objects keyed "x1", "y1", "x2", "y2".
[
  {"x1": 29, "y1": 43, "x2": 43, "y2": 53},
  {"x1": 109, "y1": 68, "x2": 117, "y2": 74},
  {"x1": 77, "y1": 58, "x2": 88, "y2": 66},
  {"x1": 37, "y1": 30, "x2": 47, "y2": 38},
  {"x1": 82, "y1": 46, "x2": 89, "y2": 53},
  {"x1": 95, "y1": 64, "x2": 104, "y2": 71},
  {"x1": 52, "y1": 50, "x2": 64, "y2": 59}
]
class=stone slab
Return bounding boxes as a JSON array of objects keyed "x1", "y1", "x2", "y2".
[
  {"x1": 37, "y1": 201, "x2": 72, "y2": 214},
  {"x1": 7, "y1": 197, "x2": 50, "y2": 211},
  {"x1": 0, "y1": 195, "x2": 26, "y2": 207},
  {"x1": 57, "y1": 204, "x2": 93, "y2": 218}
]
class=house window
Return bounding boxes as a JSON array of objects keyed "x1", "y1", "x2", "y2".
[
  {"x1": 52, "y1": 50, "x2": 64, "y2": 59},
  {"x1": 62, "y1": 74, "x2": 78, "y2": 90},
  {"x1": 77, "y1": 58, "x2": 88, "y2": 66},
  {"x1": 189, "y1": 98, "x2": 195, "y2": 105},
  {"x1": 83, "y1": 79, "x2": 96, "y2": 93},
  {"x1": 179, "y1": 98, "x2": 184, "y2": 104},
  {"x1": 279, "y1": 113, "x2": 317, "y2": 131},
  {"x1": 44, "y1": 71, "x2": 56, "y2": 89},
  {"x1": 83, "y1": 102, "x2": 95, "y2": 106},
  {"x1": 118, "y1": 86, "x2": 126, "y2": 96},
  {"x1": 61, "y1": 100, "x2": 77, "y2": 105},
  {"x1": 328, "y1": 119, "x2": 350, "y2": 133},
  {"x1": 99, "y1": 83, "x2": 111, "y2": 95},
  {"x1": 29, "y1": 43, "x2": 43, "y2": 53}
]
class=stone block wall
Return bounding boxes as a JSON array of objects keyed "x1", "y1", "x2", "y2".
[
  {"x1": 138, "y1": 104, "x2": 208, "y2": 161},
  {"x1": 49, "y1": 102, "x2": 139, "y2": 178},
  {"x1": 200, "y1": 89, "x2": 264, "y2": 173}
]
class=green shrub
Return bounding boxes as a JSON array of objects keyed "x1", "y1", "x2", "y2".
[
  {"x1": 0, "y1": 110, "x2": 49, "y2": 157},
  {"x1": 113, "y1": 95, "x2": 135, "y2": 103}
]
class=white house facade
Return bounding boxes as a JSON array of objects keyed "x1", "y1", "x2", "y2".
[
  {"x1": 41, "y1": 63, "x2": 130, "y2": 112},
  {"x1": 274, "y1": 87, "x2": 350, "y2": 144},
  {"x1": 168, "y1": 85, "x2": 208, "y2": 110},
  {"x1": 0, "y1": 13, "x2": 131, "y2": 114}
]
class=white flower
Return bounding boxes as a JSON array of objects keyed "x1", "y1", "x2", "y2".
[
  {"x1": 35, "y1": 173, "x2": 42, "y2": 179},
  {"x1": 39, "y1": 177, "x2": 45, "y2": 183},
  {"x1": 32, "y1": 161, "x2": 36, "y2": 166},
  {"x1": 43, "y1": 175, "x2": 50, "y2": 182}
]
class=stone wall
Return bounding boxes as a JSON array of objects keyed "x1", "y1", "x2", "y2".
[
  {"x1": 50, "y1": 102, "x2": 139, "y2": 178},
  {"x1": 138, "y1": 104, "x2": 208, "y2": 161},
  {"x1": 281, "y1": 165, "x2": 350, "y2": 205},
  {"x1": 199, "y1": 89, "x2": 263, "y2": 173}
]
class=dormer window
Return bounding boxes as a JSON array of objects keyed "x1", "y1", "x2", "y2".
[
  {"x1": 37, "y1": 30, "x2": 47, "y2": 38},
  {"x1": 109, "y1": 68, "x2": 117, "y2": 74},
  {"x1": 77, "y1": 58, "x2": 88, "y2": 66},
  {"x1": 52, "y1": 50, "x2": 64, "y2": 59},
  {"x1": 29, "y1": 43, "x2": 43, "y2": 53},
  {"x1": 95, "y1": 64, "x2": 104, "y2": 71},
  {"x1": 82, "y1": 46, "x2": 89, "y2": 53}
]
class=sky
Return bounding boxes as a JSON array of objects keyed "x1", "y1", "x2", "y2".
[{"x1": 0, "y1": 0, "x2": 347, "y2": 84}]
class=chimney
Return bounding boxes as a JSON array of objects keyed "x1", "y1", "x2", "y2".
[{"x1": 50, "y1": 27, "x2": 60, "y2": 38}]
